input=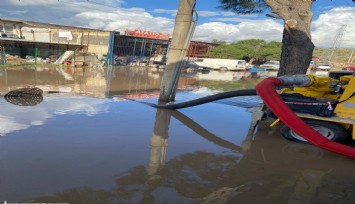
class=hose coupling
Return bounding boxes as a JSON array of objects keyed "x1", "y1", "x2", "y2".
[{"x1": 278, "y1": 75, "x2": 312, "y2": 87}]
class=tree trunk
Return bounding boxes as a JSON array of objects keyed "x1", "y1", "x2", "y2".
[
  {"x1": 264, "y1": 0, "x2": 314, "y2": 77},
  {"x1": 277, "y1": 28, "x2": 314, "y2": 76}
]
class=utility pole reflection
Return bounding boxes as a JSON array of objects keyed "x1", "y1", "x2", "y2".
[
  {"x1": 146, "y1": 109, "x2": 172, "y2": 176},
  {"x1": 143, "y1": 109, "x2": 172, "y2": 204},
  {"x1": 3, "y1": 67, "x2": 7, "y2": 85}
]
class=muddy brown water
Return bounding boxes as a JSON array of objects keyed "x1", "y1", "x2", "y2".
[{"x1": 0, "y1": 66, "x2": 354, "y2": 203}]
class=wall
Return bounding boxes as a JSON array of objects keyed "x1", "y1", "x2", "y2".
[{"x1": 0, "y1": 19, "x2": 111, "y2": 61}]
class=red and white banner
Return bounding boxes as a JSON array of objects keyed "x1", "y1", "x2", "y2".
[{"x1": 124, "y1": 29, "x2": 170, "y2": 40}]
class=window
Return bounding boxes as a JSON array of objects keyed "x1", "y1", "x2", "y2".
[{"x1": 4, "y1": 25, "x2": 13, "y2": 34}]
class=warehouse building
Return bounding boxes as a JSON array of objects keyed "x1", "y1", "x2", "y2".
[{"x1": 0, "y1": 18, "x2": 218, "y2": 67}]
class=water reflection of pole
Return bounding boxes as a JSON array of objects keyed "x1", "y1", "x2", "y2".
[
  {"x1": 146, "y1": 109, "x2": 171, "y2": 176},
  {"x1": 34, "y1": 67, "x2": 38, "y2": 83},
  {"x1": 143, "y1": 109, "x2": 171, "y2": 204},
  {"x1": 132, "y1": 38, "x2": 137, "y2": 63},
  {"x1": 241, "y1": 106, "x2": 264, "y2": 152},
  {"x1": 139, "y1": 39, "x2": 146, "y2": 67},
  {"x1": 143, "y1": 109, "x2": 252, "y2": 203},
  {"x1": 104, "y1": 66, "x2": 112, "y2": 98},
  {"x1": 148, "y1": 40, "x2": 154, "y2": 61},
  {"x1": 4, "y1": 67, "x2": 8, "y2": 85}
]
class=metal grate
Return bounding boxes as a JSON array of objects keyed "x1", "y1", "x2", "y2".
[
  {"x1": 215, "y1": 95, "x2": 263, "y2": 108},
  {"x1": 4, "y1": 87, "x2": 43, "y2": 106}
]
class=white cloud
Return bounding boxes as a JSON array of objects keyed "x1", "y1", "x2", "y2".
[
  {"x1": 153, "y1": 9, "x2": 177, "y2": 16},
  {"x1": 0, "y1": 0, "x2": 284, "y2": 44},
  {"x1": 0, "y1": 116, "x2": 29, "y2": 136},
  {"x1": 0, "y1": 8, "x2": 28, "y2": 16},
  {"x1": 198, "y1": 11, "x2": 219, "y2": 17},
  {"x1": 220, "y1": 12, "x2": 259, "y2": 18},
  {"x1": 213, "y1": 17, "x2": 268, "y2": 23},
  {"x1": 1, "y1": 0, "x2": 176, "y2": 33},
  {"x1": 221, "y1": 11, "x2": 236, "y2": 17},
  {"x1": 154, "y1": 9, "x2": 227, "y2": 18},
  {"x1": 1, "y1": 0, "x2": 354, "y2": 47},
  {"x1": 11, "y1": 0, "x2": 59, "y2": 6},
  {"x1": 311, "y1": 7, "x2": 355, "y2": 48},
  {"x1": 73, "y1": 9, "x2": 174, "y2": 33},
  {"x1": 193, "y1": 20, "x2": 283, "y2": 43},
  {"x1": 0, "y1": 97, "x2": 110, "y2": 136},
  {"x1": 11, "y1": 0, "x2": 124, "y2": 7}
]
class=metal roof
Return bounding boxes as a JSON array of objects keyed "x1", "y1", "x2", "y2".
[{"x1": 0, "y1": 18, "x2": 111, "y2": 32}]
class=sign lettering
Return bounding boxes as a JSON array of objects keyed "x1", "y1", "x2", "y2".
[{"x1": 125, "y1": 29, "x2": 170, "y2": 40}]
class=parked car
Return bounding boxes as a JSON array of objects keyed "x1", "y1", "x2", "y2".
[
  {"x1": 193, "y1": 58, "x2": 246, "y2": 71},
  {"x1": 317, "y1": 64, "x2": 331, "y2": 71},
  {"x1": 260, "y1": 61, "x2": 280, "y2": 70},
  {"x1": 344, "y1": 64, "x2": 355, "y2": 71}
]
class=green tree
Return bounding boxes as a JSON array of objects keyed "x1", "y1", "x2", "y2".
[
  {"x1": 207, "y1": 39, "x2": 281, "y2": 63},
  {"x1": 262, "y1": 41, "x2": 282, "y2": 60},
  {"x1": 218, "y1": 0, "x2": 315, "y2": 76},
  {"x1": 207, "y1": 43, "x2": 244, "y2": 59}
]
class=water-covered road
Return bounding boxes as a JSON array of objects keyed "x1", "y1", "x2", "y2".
[{"x1": 0, "y1": 66, "x2": 353, "y2": 203}]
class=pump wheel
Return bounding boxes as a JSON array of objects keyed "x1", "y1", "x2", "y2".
[{"x1": 280, "y1": 119, "x2": 348, "y2": 143}]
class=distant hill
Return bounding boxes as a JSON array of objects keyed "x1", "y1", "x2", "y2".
[{"x1": 313, "y1": 48, "x2": 354, "y2": 66}]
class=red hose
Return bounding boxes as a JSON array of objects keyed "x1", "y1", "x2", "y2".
[{"x1": 256, "y1": 78, "x2": 355, "y2": 158}]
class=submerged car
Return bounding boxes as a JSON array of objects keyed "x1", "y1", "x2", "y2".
[{"x1": 317, "y1": 64, "x2": 331, "y2": 71}]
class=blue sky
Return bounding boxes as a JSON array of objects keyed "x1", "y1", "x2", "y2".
[
  {"x1": 122, "y1": 0, "x2": 353, "y2": 23},
  {"x1": 1, "y1": 0, "x2": 354, "y2": 48},
  {"x1": 125, "y1": 0, "x2": 354, "y2": 24}
]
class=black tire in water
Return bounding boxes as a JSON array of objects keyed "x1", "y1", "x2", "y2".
[{"x1": 280, "y1": 119, "x2": 348, "y2": 144}]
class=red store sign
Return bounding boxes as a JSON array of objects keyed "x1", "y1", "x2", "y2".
[{"x1": 125, "y1": 29, "x2": 170, "y2": 40}]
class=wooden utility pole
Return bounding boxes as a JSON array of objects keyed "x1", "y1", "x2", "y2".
[{"x1": 159, "y1": 0, "x2": 196, "y2": 102}]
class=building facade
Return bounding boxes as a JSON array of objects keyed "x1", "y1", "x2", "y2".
[{"x1": 0, "y1": 18, "x2": 219, "y2": 67}]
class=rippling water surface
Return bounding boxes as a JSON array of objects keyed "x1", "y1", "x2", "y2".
[{"x1": 0, "y1": 66, "x2": 354, "y2": 203}]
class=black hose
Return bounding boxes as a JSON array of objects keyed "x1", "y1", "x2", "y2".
[{"x1": 148, "y1": 89, "x2": 257, "y2": 109}]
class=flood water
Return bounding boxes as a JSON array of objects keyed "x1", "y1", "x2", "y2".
[{"x1": 0, "y1": 66, "x2": 354, "y2": 204}]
